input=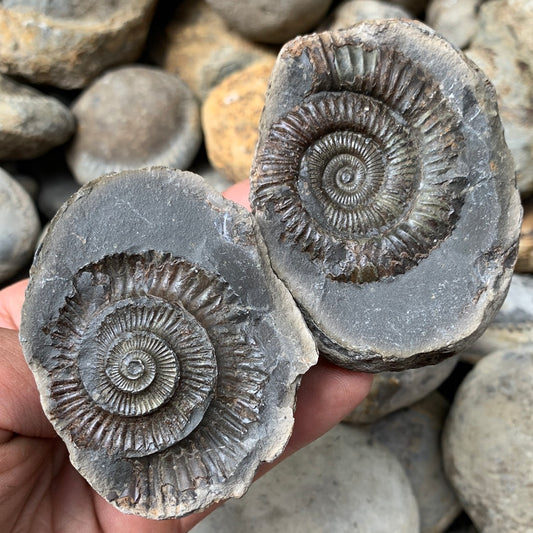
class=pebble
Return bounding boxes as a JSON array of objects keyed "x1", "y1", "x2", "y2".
[
  {"x1": 426, "y1": 0, "x2": 482, "y2": 49},
  {"x1": 370, "y1": 393, "x2": 462, "y2": 533},
  {"x1": 151, "y1": 0, "x2": 275, "y2": 101},
  {"x1": 192, "y1": 423, "x2": 420, "y2": 533},
  {"x1": 205, "y1": 0, "x2": 333, "y2": 44},
  {"x1": 0, "y1": 1, "x2": 157, "y2": 89},
  {"x1": 319, "y1": 0, "x2": 411, "y2": 31},
  {"x1": 67, "y1": 65, "x2": 202, "y2": 185},
  {"x1": 0, "y1": 75, "x2": 75, "y2": 160},
  {"x1": 443, "y1": 346, "x2": 533, "y2": 532},
  {"x1": 202, "y1": 58, "x2": 275, "y2": 183},
  {"x1": 0, "y1": 166, "x2": 40, "y2": 283},
  {"x1": 344, "y1": 355, "x2": 458, "y2": 423},
  {"x1": 460, "y1": 274, "x2": 533, "y2": 364},
  {"x1": 466, "y1": 0, "x2": 533, "y2": 195}
]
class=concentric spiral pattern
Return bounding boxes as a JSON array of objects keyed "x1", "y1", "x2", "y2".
[
  {"x1": 253, "y1": 39, "x2": 466, "y2": 283},
  {"x1": 46, "y1": 251, "x2": 266, "y2": 458}
]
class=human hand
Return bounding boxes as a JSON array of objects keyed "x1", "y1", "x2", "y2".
[{"x1": 0, "y1": 181, "x2": 372, "y2": 533}]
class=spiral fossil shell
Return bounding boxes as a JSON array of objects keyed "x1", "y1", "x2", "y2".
[
  {"x1": 20, "y1": 167, "x2": 317, "y2": 518},
  {"x1": 250, "y1": 20, "x2": 522, "y2": 371}
]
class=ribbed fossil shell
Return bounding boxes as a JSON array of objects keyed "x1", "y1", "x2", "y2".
[
  {"x1": 250, "y1": 20, "x2": 522, "y2": 371},
  {"x1": 20, "y1": 167, "x2": 317, "y2": 518}
]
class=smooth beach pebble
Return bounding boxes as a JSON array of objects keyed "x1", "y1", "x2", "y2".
[
  {"x1": 0, "y1": 0, "x2": 157, "y2": 89},
  {"x1": 319, "y1": 0, "x2": 411, "y2": 31},
  {"x1": 0, "y1": 166, "x2": 40, "y2": 283},
  {"x1": 426, "y1": 0, "x2": 482, "y2": 49},
  {"x1": 344, "y1": 355, "x2": 458, "y2": 424},
  {"x1": 67, "y1": 65, "x2": 202, "y2": 184},
  {"x1": 202, "y1": 57, "x2": 276, "y2": 183},
  {"x1": 370, "y1": 393, "x2": 461, "y2": 533},
  {"x1": 0, "y1": 75, "x2": 75, "y2": 160},
  {"x1": 443, "y1": 346, "x2": 533, "y2": 532},
  {"x1": 205, "y1": 0, "x2": 334, "y2": 44},
  {"x1": 192, "y1": 423, "x2": 420, "y2": 533}
]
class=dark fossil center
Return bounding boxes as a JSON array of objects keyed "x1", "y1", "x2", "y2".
[{"x1": 299, "y1": 127, "x2": 408, "y2": 239}]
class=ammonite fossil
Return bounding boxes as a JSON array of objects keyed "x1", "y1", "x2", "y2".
[
  {"x1": 250, "y1": 20, "x2": 522, "y2": 371},
  {"x1": 20, "y1": 167, "x2": 317, "y2": 518}
]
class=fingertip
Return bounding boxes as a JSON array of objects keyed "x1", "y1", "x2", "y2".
[
  {"x1": 0, "y1": 278, "x2": 29, "y2": 330},
  {"x1": 223, "y1": 180, "x2": 251, "y2": 211}
]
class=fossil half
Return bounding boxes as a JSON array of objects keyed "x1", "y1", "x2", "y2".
[
  {"x1": 250, "y1": 20, "x2": 522, "y2": 371},
  {"x1": 19, "y1": 167, "x2": 317, "y2": 518}
]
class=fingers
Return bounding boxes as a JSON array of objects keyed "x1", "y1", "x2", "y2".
[
  {"x1": 285, "y1": 357, "x2": 372, "y2": 456},
  {"x1": 223, "y1": 180, "x2": 251, "y2": 210},
  {"x1": 0, "y1": 327, "x2": 55, "y2": 439},
  {"x1": 0, "y1": 279, "x2": 28, "y2": 330}
]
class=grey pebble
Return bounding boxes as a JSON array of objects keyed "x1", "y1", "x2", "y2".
[
  {"x1": 426, "y1": 0, "x2": 482, "y2": 49},
  {"x1": 345, "y1": 355, "x2": 458, "y2": 424},
  {"x1": 370, "y1": 393, "x2": 462, "y2": 533},
  {"x1": 67, "y1": 65, "x2": 202, "y2": 184},
  {"x1": 319, "y1": 0, "x2": 412, "y2": 31},
  {"x1": 205, "y1": 0, "x2": 333, "y2": 44},
  {"x1": 0, "y1": 75, "x2": 75, "y2": 160},
  {"x1": 443, "y1": 345, "x2": 533, "y2": 532},
  {"x1": 0, "y1": 166, "x2": 40, "y2": 283},
  {"x1": 192, "y1": 423, "x2": 420, "y2": 533}
]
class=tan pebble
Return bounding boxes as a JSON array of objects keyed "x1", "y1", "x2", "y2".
[
  {"x1": 150, "y1": 0, "x2": 276, "y2": 101},
  {"x1": 202, "y1": 58, "x2": 276, "y2": 183}
]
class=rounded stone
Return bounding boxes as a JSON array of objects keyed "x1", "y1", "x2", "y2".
[
  {"x1": 466, "y1": 0, "x2": 533, "y2": 195},
  {"x1": 460, "y1": 274, "x2": 533, "y2": 364},
  {"x1": 0, "y1": 75, "x2": 75, "y2": 160},
  {"x1": 67, "y1": 66, "x2": 202, "y2": 185},
  {"x1": 0, "y1": 166, "x2": 40, "y2": 283},
  {"x1": 19, "y1": 167, "x2": 317, "y2": 518},
  {"x1": 370, "y1": 393, "x2": 462, "y2": 533},
  {"x1": 192, "y1": 423, "x2": 420, "y2": 533},
  {"x1": 250, "y1": 21, "x2": 521, "y2": 371},
  {"x1": 202, "y1": 57, "x2": 275, "y2": 183},
  {"x1": 0, "y1": 0, "x2": 157, "y2": 89},
  {"x1": 344, "y1": 355, "x2": 458, "y2": 424},
  {"x1": 426, "y1": 0, "x2": 482, "y2": 49},
  {"x1": 151, "y1": 0, "x2": 275, "y2": 101},
  {"x1": 319, "y1": 0, "x2": 412, "y2": 31},
  {"x1": 205, "y1": 0, "x2": 334, "y2": 44},
  {"x1": 443, "y1": 346, "x2": 533, "y2": 532}
]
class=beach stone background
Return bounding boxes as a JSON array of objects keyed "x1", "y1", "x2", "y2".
[{"x1": 1, "y1": 0, "x2": 532, "y2": 531}]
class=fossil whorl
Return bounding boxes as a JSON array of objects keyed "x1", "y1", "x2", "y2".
[
  {"x1": 20, "y1": 168, "x2": 317, "y2": 518},
  {"x1": 250, "y1": 20, "x2": 522, "y2": 371}
]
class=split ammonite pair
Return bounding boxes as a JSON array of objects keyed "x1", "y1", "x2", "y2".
[{"x1": 20, "y1": 20, "x2": 521, "y2": 519}]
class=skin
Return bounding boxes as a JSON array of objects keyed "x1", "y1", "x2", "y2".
[{"x1": 0, "y1": 181, "x2": 372, "y2": 532}]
